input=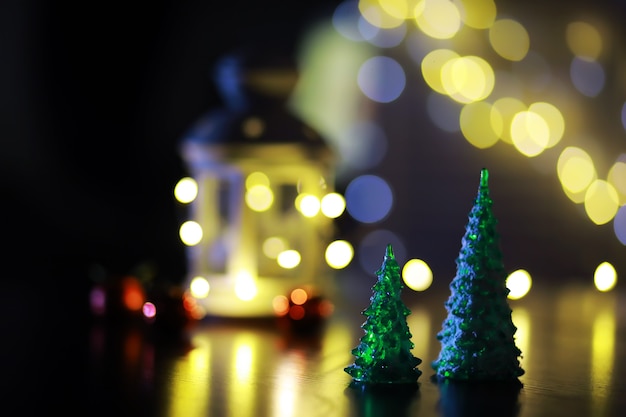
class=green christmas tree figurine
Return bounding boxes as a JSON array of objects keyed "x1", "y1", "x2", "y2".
[
  {"x1": 345, "y1": 244, "x2": 422, "y2": 385},
  {"x1": 432, "y1": 168, "x2": 524, "y2": 381}
]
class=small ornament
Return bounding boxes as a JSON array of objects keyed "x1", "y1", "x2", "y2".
[
  {"x1": 432, "y1": 168, "x2": 524, "y2": 381},
  {"x1": 345, "y1": 244, "x2": 422, "y2": 385}
]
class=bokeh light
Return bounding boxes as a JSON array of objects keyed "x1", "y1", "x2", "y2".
[
  {"x1": 345, "y1": 175, "x2": 393, "y2": 223},
  {"x1": 614, "y1": 206, "x2": 626, "y2": 245},
  {"x1": 584, "y1": 180, "x2": 619, "y2": 225},
  {"x1": 566, "y1": 21, "x2": 603, "y2": 60},
  {"x1": 333, "y1": 0, "x2": 365, "y2": 42},
  {"x1": 174, "y1": 177, "x2": 198, "y2": 204},
  {"x1": 297, "y1": 194, "x2": 321, "y2": 217},
  {"x1": 246, "y1": 171, "x2": 270, "y2": 189},
  {"x1": 358, "y1": 12, "x2": 383, "y2": 42},
  {"x1": 570, "y1": 57, "x2": 605, "y2": 97},
  {"x1": 90, "y1": 286, "x2": 106, "y2": 315},
  {"x1": 325, "y1": 240, "x2": 354, "y2": 269},
  {"x1": 289, "y1": 305, "x2": 306, "y2": 320},
  {"x1": 594, "y1": 262, "x2": 617, "y2": 292},
  {"x1": 290, "y1": 288, "x2": 308, "y2": 305},
  {"x1": 441, "y1": 56, "x2": 495, "y2": 103},
  {"x1": 528, "y1": 102, "x2": 565, "y2": 148},
  {"x1": 179, "y1": 220, "x2": 203, "y2": 246},
  {"x1": 277, "y1": 250, "x2": 302, "y2": 269},
  {"x1": 402, "y1": 258, "x2": 433, "y2": 291},
  {"x1": 272, "y1": 295, "x2": 290, "y2": 316},
  {"x1": 456, "y1": 0, "x2": 496, "y2": 29},
  {"x1": 190, "y1": 276, "x2": 210, "y2": 298},
  {"x1": 489, "y1": 19, "x2": 530, "y2": 61},
  {"x1": 366, "y1": 20, "x2": 407, "y2": 48},
  {"x1": 421, "y1": 49, "x2": 460, "y2": 94},
  {"x1": 379, "y1": 0, "x2": 413, "y2": 19},
  {"x1": 492, "y1": 97, "x2": 526, "y2": 144},
  {"x1": 357, "y1": 56, "x2": 406, "y2": 103},
  {"x1": 557, "y1": 146, "x2": 597, "y2": 202},
  {"x1": 359, "y1": 0, "x2": 405, "y2": 29},
  {"x1": 459, "y1": 101, "x2": 502, "y2": 148},
  {"x1": 245, "y1": 184, "x2": 274, "y2": 212},
  {"x1": 414, "y1": 0, "x2": 462, "y2": 40},
  {"x1": 142, "y1": 302, "x2": 157, "y2": 319},
  {"x1": 321, "y1": 193, "x2": 346, "y2": 218},
  {"x1": 510, "y1": 110, "x2": 550, "y2": 157},
  {"x1": 122, "y1": 276, "x2": 144, "y2": 311},
  {"x1": 506, "y1": 269, "x2": 532, "y2": 300}
]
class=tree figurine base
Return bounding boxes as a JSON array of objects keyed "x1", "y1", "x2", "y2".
[{"x1": 344, "y1": 244, "x2": 422, "y2": 385}]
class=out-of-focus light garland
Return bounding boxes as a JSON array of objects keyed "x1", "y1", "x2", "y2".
[
  {"x1": 289, "y1": 0, "x2": 626, "y2": 295},
  {"x1": 340, "y1": 0, "x2": 626, "y2": 233}
]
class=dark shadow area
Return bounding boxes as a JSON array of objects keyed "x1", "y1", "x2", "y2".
[
  {"x1": 345, "y1": 380, "x2": 421, "y2": 417},
  {"x1": 431, "y1": 374, "x2": 522, "y2": 417}
]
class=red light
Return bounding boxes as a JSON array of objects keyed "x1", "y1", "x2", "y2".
[
  {"x1": 289, "y1": 305, "x2": 306, "y2": 320},
  {"x1": 122, "y1": 276, "x2": 145, "y2": 311}
]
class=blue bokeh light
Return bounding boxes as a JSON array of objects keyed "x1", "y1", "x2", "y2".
[
  {"x1": 332, "y1": 0, "x2": 364, "y2": 42},
  {"x1": 570, "y1": 57, "x2": 605, "y2": 97},
  {"x1": 345, "y1": 174, "x2": 393, "y2": 223},
  {"x1": 364, "y1": 21, "x2": 407, "y2": 48},
  {"x1": 357, "y1": 56, "x2": 406, "y2": 103}
]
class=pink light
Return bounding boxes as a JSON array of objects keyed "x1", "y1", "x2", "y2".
[
  {"x1": 90, "y1": 286, "x2": 106, "y2": 316},
  {"x1": 142, "y1": 302, "x2": 157, "y2": 319}
]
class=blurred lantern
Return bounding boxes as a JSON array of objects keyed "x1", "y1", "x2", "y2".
[{"x1": 179, "y1": 46, "x2": 336, "y2": 317}]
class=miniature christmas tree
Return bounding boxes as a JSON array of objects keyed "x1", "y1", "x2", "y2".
[
  {"x1": 345, "y1": 244, "x2": 422, "y2": 384},
  {"x1": 432, "y1": 168, "x2": 524, "y2": 381}
]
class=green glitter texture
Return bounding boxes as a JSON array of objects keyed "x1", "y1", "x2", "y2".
[
  {"x1": 432, "y1": 168, "x2": 524, "y2": 381},
  {"x1": 345, "y1": 244, "x2": 422, "y2": 384}
]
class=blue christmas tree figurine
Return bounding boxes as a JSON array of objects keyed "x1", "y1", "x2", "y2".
[
  {"x1": 432, "y1": 168, "x2": 524, "y2": 381},
  {"x1": 345, "y1": 244, "x2": 422, "y2": 385}
]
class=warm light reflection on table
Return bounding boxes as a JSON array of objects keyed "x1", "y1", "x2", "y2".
[{"x1": 88, "y1": 282, "x2": 626, "y2": 417}]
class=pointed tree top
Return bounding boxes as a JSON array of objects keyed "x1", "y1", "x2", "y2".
[
  {"x1": 480, "y1": 168, "x2": 489, "y2": 188},
  {"x1": 385, "y1": 244, "x2": 394, "y2": 259}
]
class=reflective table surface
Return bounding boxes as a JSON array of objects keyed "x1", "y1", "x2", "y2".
[{"x1": 7, "y1": 279, "x2": 626, "y2": 417}]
